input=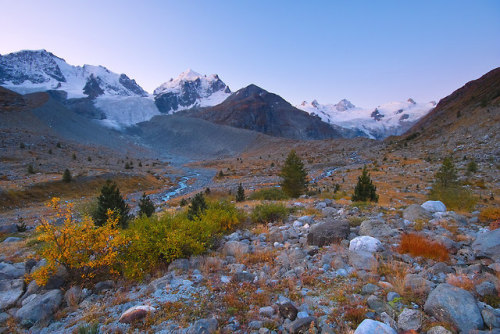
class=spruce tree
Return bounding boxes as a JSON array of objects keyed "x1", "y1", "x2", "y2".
[
  {"x1": 92, "y1": 180, "x2": 130, "y2": 228},
  {"x1": 187, "y1": 192, "x2": 207, "y2": 220},
  {"x1": 280, "y1": 150, "x2": 308, "y2": 198},
  {"x1": 466, "y1": 159, "x2": 478, "y2": 176},
  {"x1": 62, "y1": 169, "x2": 72, "y2": 183},
  {"x1": 352, "y1": 165, "x2": 378, "y2": 202},
  {"x1": 435, "y1": 157, "x2": 458, "y2": 188},
  {"x1": 138, "y1": 193, "x2": 155, "y2": 217},
  {"x1": 236, "y1": 183, "x2": 245, "y2": 202}
]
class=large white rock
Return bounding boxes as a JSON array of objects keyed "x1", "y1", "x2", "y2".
[
  {"x1": 349, "y1": 236, "x2": 383, "y2": 253},
  {"x1": 354, "y1": 319, "x2": 397, "y2": 334},
  {"x1": 421, "y1": 201, "x2": 446, "y2": 213}
]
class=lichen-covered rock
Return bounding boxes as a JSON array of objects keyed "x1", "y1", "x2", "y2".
[
  {"x1": 349, "y1": 236, "x2": 383, "y2": 253},
  {"x1": 424, "y1": 283, "x2": 484, "y2": 332},
  {"x1": 397, "y1": 308, "x2": 422, "y2": 331},
  {"x1": 284, "y1": 316, "x2": 317, "y2": 334}
]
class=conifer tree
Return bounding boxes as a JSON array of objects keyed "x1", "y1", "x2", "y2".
[
  {"x1": 435, "y1": 157, "x2": 458, "y2": 188},
  {"x1": 236, "y1": 183, "x2": 245, "y2": 202},
  {"x1": 62, "y1": 169, "x2": 72, "y2": 183},
  {"x1": 187, "y1": 192, "x2": 207, "y2": 220},
  {"x1": 466, "y1": 159, "x2": 478, "y2": 176},
  {"x1": 352, "y1": 165, "x2": 378, "y2": 202},
  {"x1": 138, "y1": 193, "x2": 155, "y2": 217},
  {"x1": 92, "y1": 180, "x2": 130, "y2": 228},
  {"x1": 280, "y1": 150, "x2": 308, "y2": 198}
]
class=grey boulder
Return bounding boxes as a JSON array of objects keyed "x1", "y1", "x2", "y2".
[
  {"x1": 0, "y1": 279, "x2": 24, "y2": 310},
  {"x1": 403, "y1": 204, "x2": 432, "y2": 222},
  {"x1": 15, "y1": 289, "x2": 62, "y2": 326},
  {"x1": 424, "y1": 283, "x2": 484, "y2": 332},
  {"x1": 472, "y1": 229, "x2": 500, "y2": 261},
  {"x1": 359, "y1": 219, "x2": 394, "y2": 239},
  {"x1": 307, "y1": 219, "x2": 349, "y2": 247}
]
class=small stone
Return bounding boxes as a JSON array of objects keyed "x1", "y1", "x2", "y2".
[
  {"x1": 475, "y1": 281, "x2": 497, "y2": 297},
  {"x1": 361, "y1": 283, "x2": 379, "y2": 295},
  {"x1": 285, "y1": 316, "x2": 317, "y2": 334},
  {"x1": 279, "y1": 301, "x2": 298, "y2": 320},
  {"x1": 354, "y1": 319, "x2": 397, "y2": 334},
  {"x1": 94, "y1": 280, "x2": 115, "y2": 292},
  {"x1": 119, "y1": 305, "x2": 156, "y2": 323},
  {"x1": 232, "y1": 271, "x2": 255, "y2": 283},
  {"x1": 187, "y1": 317, "x2": 218, "y2": 334},
  {"x1": 386, "y1": 291, "x2": 400, "y2": 302},
  {"x1": 426, "y1": 326, "x2": 452, "y2": 334},
  {"x1": 348, "y1": 250, "x2": 377, "y2": 271},
  {"x1": 2, "y1": 237, "x2": 22, "y2": 243},
  {"x1": 259, "y1": 306, "x2": 274, "y2": 317},
  {"x1": 397, "y1": 308, "x2": 422, "y2": 331},
  {"x1": 64, "y1": 286, "x2": 82, "y2": 307}
]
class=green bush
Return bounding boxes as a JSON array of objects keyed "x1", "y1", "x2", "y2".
[
  {"x1": 122, "y1": 201, "x2": 243, "y2": 279},
  {"x1": 249, "y1": 187, "x2": 289, "y2": 201},
  {"x1": 429, "y1": 185, "x2": 477, "y2": 211},
  {"x1": 138, "y1": 193, "x2": 155, "y2": 217},
  {"x1": 280, "y1": 150, "x2": 308, "y2": 198},
  {"x1": 251, "y1": 203, "x2": 289, "y2": 224}
]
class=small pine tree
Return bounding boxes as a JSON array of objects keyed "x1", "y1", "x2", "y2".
[
  {"x1": 217, "y1": 170, "x2": 224, "y2": 178},
  {"x1": 205, "y1": 187, "x2": 211, "y2": 195},
  {"x1": 466, "y1": 159, "x2": 478, "y2": 175},
  {"x1": 138, "y1": 193, "x2": 155, "y2": 217},
  {"x1": 280, "y1": 150, "x2": 308, "y2": 198},
  {"x1": 187, "y1": 192, "x2": 207, "y2": 220},
  {"x1": 352, "y1": 165, "x2": 378, "y2": 202},
  {"x1": 20, "y1": 142, "x2": 26, "y2": 149},
  {"x1": 435, "y1": 157, "x2": 458, "y2": 188},
  {"x1": 56, "y1": 142, "x2": 61, "y2": 148},
  {"x1": 236, "y1": 183, "x2": 245, "y2": 202},
  {"x1": 72, "y1": 153, "x2": 77, "y2": 160},
  {"x1": 179, "y1": 198, "x2": 188, "y2": 207},
  {"x1": 27, "y1": 164, "x2": 35, "y2": 174},
  {"x1": 92, "y1": 180, "x2": 130, "y2": 228},
  {"x1": 87, "y1": 156, "x2": 92, "y2": 162},
  {"x1": 62, "y1": 169, "x2": 72, "y2": 183},
  {"x1": 48, "y1": 149, "x2": 53, "y2": 154}
]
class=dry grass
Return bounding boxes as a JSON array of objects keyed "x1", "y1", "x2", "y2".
[
  {"x1": 251, "y1": 224, "x2": 269, "y2": 235},
  {"x1": 239, "y1": 249, "x2": 276, "y2": 266},
  {"x1": 479, "y1": 207, "x2": 500, "y2": 222},
  {"x1": 397, "y1": 233, "x2": 449, "y2": 262},
  {"x1": 446, "y1": 274, "x2": 475, "y2": 291},
  {"x1": 199, "y1": 256, "x2": 224, "y2": 275},
  {"x1": 377, "y1": 260, "x2": 411, "y2": 297},
  {"x1": 0, "y1": 173, "x2": 163, "y2": 212},
  {"x1": 490, "y1": 220, "x2": 500, "y2": 230}
]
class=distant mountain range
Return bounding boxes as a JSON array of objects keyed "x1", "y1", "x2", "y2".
[
  {"x1": 297, "y1": 98, "x2": 436, "y2": 139},
  {"x1": 1, "y1": 49, "x2": 435, "y2": 139}
]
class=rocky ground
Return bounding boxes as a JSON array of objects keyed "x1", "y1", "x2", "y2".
[{"x1": 0, "y1": 196, "x2": 499, "y2": 333}]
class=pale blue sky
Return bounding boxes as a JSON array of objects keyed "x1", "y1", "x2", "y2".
[{"x1": 1, "y1": 0, "x2": 499, "y2": 107}]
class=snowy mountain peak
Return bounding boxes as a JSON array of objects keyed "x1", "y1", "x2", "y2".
[
  {"x1": 335, "y1": 99, "x2": 355, "y2": 111},
  {"x1": 297, "y1": 98, "x2": 435, "y2": 139},
  {"x1": 0, "y1": 49, "x2": 148, "y2": 98},
  {"x1": 153, "y1": 70, "x2": 231, "y2": 114}
]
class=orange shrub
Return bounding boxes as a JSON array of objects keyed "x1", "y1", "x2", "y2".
[
  {"x1": 479, "y1": 207, "x2": 500, "y2": 222},
  {"x1": 490, "y1": 220, "x2": 500, "y2": 230},
  {"x1": 397, "y1": 233, "x2": 449, "y2": 262}
]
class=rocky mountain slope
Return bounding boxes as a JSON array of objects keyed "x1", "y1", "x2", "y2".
[
  {"x1": 181, "y1": 84, "x2": 354, "y2": 140},
  {"x1": 153, "y1": 69, "x2": 231, "y2": 114},
  {"x1": 297, "y1": 98, "x2": 435, "y2": 139}
]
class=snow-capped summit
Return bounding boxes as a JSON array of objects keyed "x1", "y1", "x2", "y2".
[
  {"x1": 0, "y1": 49, "x2": 148, "y2": 99},
  {"x1": 297, "y1": 98, "x2": 435, "y2": 139},
  {"x1": 153, "y1": 69, "x2": 231, "y2": 114}
]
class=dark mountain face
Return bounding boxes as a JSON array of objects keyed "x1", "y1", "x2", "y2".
[
  {"x1": 0, "y1": 50, "x2": 66, "y2": 84},
  {"x1": 118, "y1": 74, "x2": 148, "y2": 97},
  {"x1": 405, "y1": 67, "x2": 500, "y2": 140},
  {"x1": 183, "y1": 84, "x2": 345, "y2": 140}
]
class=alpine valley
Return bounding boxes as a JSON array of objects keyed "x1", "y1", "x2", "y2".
[{"x1": 1, "y1": 49, "x2": 500, "y2": 334}]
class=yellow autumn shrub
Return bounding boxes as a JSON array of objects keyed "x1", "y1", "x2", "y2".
[{"x1": 30, "y1": 198, "x2": 127, "y2": 286}]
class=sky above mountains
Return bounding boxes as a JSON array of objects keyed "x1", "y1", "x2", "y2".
[{"x1": 1, "y1": 0, "x2": 499, "y2": 107}]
